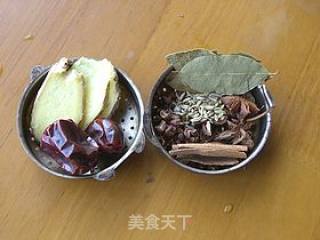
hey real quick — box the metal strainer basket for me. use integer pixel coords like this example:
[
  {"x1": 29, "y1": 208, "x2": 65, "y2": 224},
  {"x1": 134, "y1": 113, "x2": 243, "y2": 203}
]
[
  {"x1": 144, "y1": 66, "x2": 274, "y2": 175},
  {"x1": 17, "y1": 62, "x2": 145, "y2": 181}
]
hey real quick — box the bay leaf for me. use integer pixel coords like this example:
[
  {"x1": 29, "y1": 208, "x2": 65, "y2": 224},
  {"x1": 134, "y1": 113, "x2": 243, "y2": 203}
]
[
  {"x1": 230, "y1": 52, "x2": 261, "y2": 62},
  {"x1": 165, "y1": 48, "x2": 216, "y2": 71},
  {"x1": 165, "y1": 70, "x2": 193, "y2": 91},
  {"x1": 168, "y1": 54, "x2": 270, "y2": 95}
]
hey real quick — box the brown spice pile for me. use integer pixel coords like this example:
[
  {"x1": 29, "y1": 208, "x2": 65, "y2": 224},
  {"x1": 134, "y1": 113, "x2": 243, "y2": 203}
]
[{"x1": 152, "y1": 85, "x2": 262, "y2": 162}]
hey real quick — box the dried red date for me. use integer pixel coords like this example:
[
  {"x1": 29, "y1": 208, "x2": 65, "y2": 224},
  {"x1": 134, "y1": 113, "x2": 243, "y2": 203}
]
[
  {"x1": 40, "y1": 119, "x2": 99, "y2": 175},
  {"x1": 86, "y1": 118, "x2": 124, "y2": 153}
]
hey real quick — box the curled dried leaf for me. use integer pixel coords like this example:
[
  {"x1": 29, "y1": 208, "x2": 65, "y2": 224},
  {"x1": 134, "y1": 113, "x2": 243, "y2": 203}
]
[
  {"x1": 166, "y1": 49, "x2": 216, "y2": 71},
  {"x1": 167, "y1": 53, "x2": 270, "y2": 95}
]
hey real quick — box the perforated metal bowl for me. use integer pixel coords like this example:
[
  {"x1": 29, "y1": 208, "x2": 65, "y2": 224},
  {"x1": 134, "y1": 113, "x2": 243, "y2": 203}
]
[
  {"x1": 144, "y1": 66, "x2": 274, "y2": 175},
  {"x1": 17, "y1": 62, "x2": 145, "y2": 181}
]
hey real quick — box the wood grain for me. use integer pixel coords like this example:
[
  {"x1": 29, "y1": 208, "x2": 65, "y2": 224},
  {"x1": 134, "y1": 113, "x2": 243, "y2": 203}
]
[{"x1": 1, "y1": 0, "x2": 320, "y2": 239}]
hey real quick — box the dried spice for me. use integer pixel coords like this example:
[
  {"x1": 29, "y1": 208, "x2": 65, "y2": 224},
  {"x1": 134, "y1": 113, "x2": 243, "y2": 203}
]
[
  {"x1": 166, "y1": 50, "x2": 271, "y2": 95},
  {"x1": 152, "y1": 85, "x2": 261, "y2": 168},
  {"x1": 153, "y1": 49, "x2": 273, "y2": 169},
  {"x1": 184, "y1": 158, "x2": 239, "y2": 167},
  {"x1": 172, "y1": 92, "x2": 226, "y2": 126},
  {"x1": 86, "y1": 118, "x2": 124, "y2": 153},
  {"x1": 169, "y1": 143, "x2": 248, "y2": 159},
  {"x1": 40, "y1": 119, "x2": 99, "y2": 175},
  {"x1": 40, "y1": 118, "x2": 125, "y2": 175},
  {"x1": 222, "y1": 96, "x2": 259, "y2": 120}
]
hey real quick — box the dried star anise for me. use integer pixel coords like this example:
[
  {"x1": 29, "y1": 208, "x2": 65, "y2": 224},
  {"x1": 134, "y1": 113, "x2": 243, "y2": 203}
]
[
  {"x1": 152, "y1": 84, "x2": 262, "y2": 153},
  {"x1": 222, "y1": 95, "x2": 259, "y2": 120}
]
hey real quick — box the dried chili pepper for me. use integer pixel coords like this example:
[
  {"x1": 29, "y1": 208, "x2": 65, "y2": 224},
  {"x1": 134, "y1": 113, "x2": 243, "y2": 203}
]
[
  {"x1": 86, "y1": 118, "x2": 124, "y2": 154},
  {"x1": 40, "y1": 119, "x2": 99, "y2": 175}
]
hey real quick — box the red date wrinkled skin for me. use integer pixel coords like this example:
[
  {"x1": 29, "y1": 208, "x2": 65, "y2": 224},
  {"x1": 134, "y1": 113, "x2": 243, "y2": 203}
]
[
  {"x1": 40, "y1": 119, "x2": 99, "y2": 175},
  {"x1": 86, "y1": 118, "x2": 124, "y2": 153}
]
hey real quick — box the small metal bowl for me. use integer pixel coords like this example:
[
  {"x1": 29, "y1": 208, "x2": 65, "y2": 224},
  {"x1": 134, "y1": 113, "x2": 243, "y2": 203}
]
[
  {"x1": 144, "y1": 66, "x2": 274, "y2": 174},
  {"x1": 17, "y1": 63, "x2": 145, "y2": 181}
]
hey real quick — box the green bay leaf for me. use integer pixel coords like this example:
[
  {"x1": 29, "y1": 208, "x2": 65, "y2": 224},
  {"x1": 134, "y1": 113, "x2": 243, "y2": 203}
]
[
  {"x1": 230, "y1": 52, "x2": 261, "y2": 62},
  {"x1": 168, "y1": 54, "x2": 270, "y2": 95},
  {"x1": 165, "y1": 48, "x2": 216, "y2": 71},
  {"x1": 166, "y1": 71, "x2": 194, "y2": 92}
]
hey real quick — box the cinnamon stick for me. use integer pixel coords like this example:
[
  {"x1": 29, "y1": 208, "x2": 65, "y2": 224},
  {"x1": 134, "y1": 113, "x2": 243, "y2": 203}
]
[
  {"x1": 182, "y1": 158, "x2": 240, "y2": 166},
  {"x1": 169, "y1": 142, "x2": 248, "y2": 159},
  {"x1": 172, "y1": 142, "x2": 248, "y2": 152}
]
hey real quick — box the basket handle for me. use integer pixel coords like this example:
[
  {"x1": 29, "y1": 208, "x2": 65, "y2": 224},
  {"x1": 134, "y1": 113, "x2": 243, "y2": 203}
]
[
  {"x1": 143, "y1": 110, "x2": 159, "y2": 146},
  {"x1": 93, "y1": 167, "x2": 116, "y2": 181},
  {"x1": 30, "y1": 65, "x2": 50, "y2": 82},
  {"x1": 259, "y1": 85, "x2": 275, "y2": 111}
]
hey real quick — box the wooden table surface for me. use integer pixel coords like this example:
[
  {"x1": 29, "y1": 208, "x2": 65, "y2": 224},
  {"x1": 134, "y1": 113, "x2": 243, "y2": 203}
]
[{"x1": 1, "y1": 0, "x2": 320, "y2": 239}]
